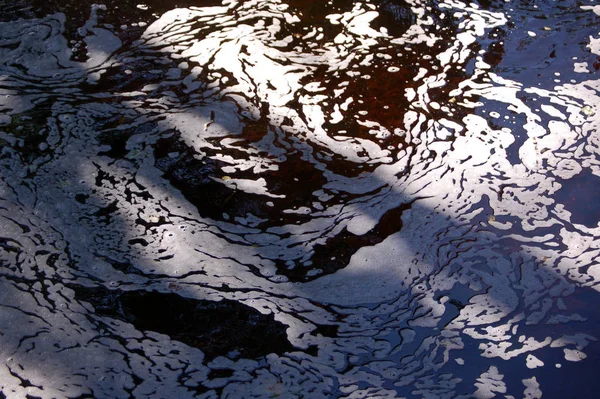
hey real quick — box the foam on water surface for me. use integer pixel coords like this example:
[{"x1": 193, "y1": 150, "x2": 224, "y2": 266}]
[{"x1": 1, "y1": 0, "x2": 600, "y2": 397}]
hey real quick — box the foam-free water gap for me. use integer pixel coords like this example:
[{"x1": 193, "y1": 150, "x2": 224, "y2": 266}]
[
  {"x1": 555, "y1": 168, "x2": 600, "y2": 229},
  {"x1": 73, "y1": 285, "x2": 294, "y2": 360}
]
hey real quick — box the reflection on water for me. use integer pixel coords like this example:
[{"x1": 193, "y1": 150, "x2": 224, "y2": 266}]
[{"x1": 0, "y1": 0, "x2": 599, "y2": 397}]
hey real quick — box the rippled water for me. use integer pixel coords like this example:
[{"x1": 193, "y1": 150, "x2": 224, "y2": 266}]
[{"x1": 1, "y1": 0, "x2": 599, "y2": 397}]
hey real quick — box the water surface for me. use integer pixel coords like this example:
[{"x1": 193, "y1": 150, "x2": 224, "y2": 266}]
[{"x1": 1, "y1": 0, "x2": 599, "y2": 397}]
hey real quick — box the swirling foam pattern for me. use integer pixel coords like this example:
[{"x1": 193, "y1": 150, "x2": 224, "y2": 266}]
[{"x1": 1, "y1": 0, "x2": 599, "y2": 397}]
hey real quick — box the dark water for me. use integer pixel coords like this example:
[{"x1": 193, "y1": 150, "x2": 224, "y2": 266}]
[{"x1": 0, "y1": 0, "x2": 599, "y2": 398}]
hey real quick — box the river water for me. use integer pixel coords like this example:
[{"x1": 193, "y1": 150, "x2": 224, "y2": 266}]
[{"x1": 0, "y1": 0, "x2": 599, "y2": 397}]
